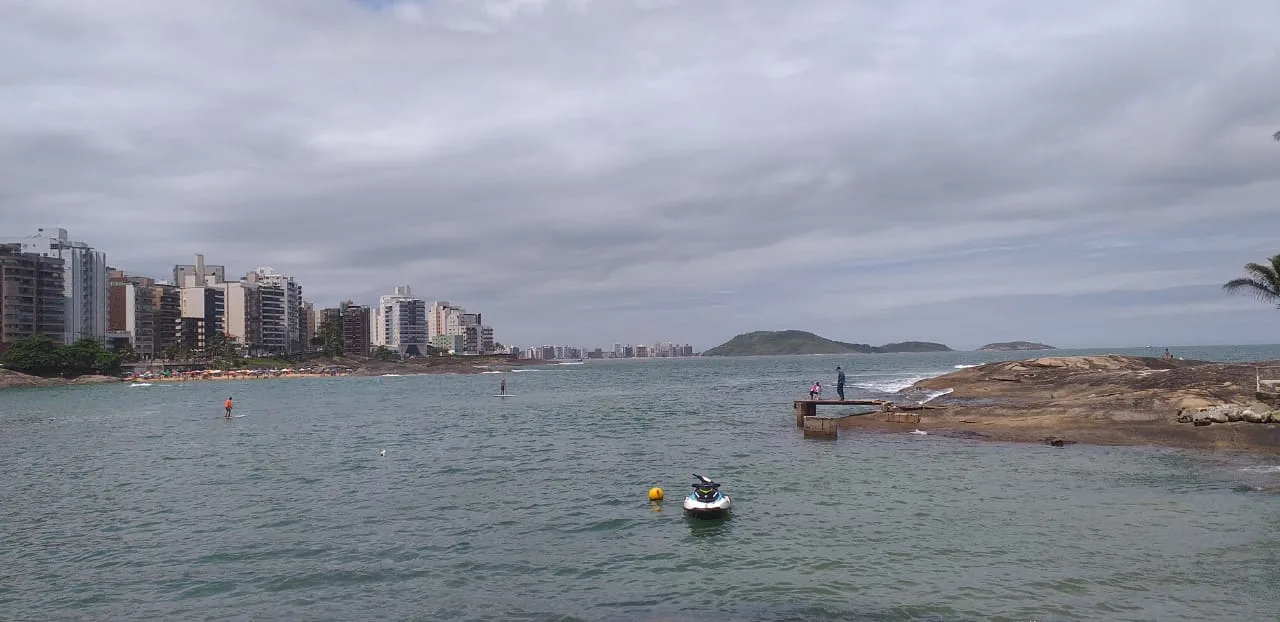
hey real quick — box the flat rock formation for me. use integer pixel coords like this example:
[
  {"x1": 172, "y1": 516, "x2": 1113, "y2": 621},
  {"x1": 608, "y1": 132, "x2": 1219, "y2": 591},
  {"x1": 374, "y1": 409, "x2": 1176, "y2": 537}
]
[
  {"x1": 839, "y1": 355, "x2": 1280, "y2": 454},
  {"x1": 976, "y1": 341, "x2": 1056, "y2": 352}
]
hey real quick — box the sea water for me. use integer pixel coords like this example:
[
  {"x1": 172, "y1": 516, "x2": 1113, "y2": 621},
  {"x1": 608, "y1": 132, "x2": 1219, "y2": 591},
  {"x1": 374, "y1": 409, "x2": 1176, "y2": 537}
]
[{"x1": 2, "y1": 346, "x2": 1278, "y2": 621}]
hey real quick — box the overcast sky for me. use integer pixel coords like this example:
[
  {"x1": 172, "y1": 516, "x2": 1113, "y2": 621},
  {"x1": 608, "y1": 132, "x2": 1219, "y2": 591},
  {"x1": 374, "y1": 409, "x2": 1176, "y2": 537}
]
[{"x1": 2, "y1": 0, "x2": 1279, "y2": 350}]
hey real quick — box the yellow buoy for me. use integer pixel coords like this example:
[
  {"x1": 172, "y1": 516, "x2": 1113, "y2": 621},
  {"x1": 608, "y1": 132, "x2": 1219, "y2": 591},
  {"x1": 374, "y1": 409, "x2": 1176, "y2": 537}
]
[{"x1": 648, "y1": 487, "x2": 664, "y2": 501}]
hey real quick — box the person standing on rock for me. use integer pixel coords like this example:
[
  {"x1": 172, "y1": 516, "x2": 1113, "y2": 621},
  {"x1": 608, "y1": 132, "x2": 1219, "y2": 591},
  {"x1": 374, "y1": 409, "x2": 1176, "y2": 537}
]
[{"x1": 836, "y1": 366, "x2": 846, "y2": 401}]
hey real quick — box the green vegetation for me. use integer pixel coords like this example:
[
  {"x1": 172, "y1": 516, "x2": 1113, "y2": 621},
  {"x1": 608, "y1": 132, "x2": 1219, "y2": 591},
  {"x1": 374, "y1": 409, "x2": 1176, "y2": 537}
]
[
  {"x1": 701, "y1": 330, "x2": 951, "y2": 356},
  {"x1": 977, "y1": 341, "x2": 1057, "y2": 352},
  {"x1": 1223, "y1": 254, "x2": 1280, "y2": 308},
  {"x1": 0, "y1": 336, "x2": 123, "y2": 377},
  {"x1": 315, "y1": 318, "x2": 343, "y2": 357}
]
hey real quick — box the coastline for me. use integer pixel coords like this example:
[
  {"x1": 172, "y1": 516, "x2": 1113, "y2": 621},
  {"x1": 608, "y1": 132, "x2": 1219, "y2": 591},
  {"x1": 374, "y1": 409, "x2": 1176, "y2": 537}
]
[{"x1": 0, "y1": 356, "x2": 558, "y2": 389}]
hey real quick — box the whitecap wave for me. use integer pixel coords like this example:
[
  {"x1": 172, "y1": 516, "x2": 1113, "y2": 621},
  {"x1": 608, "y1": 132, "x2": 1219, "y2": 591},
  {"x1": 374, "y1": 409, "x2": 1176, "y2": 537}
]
[
  {"x1": 954, "y1": 364, "x2": 978, "y2": 369},
  {"x1": 1240, "y1": 465, "x2": 1280, "y2": 474},
  {"x1": 853, "y1": 376, "x2": 930, "y2": 393}
]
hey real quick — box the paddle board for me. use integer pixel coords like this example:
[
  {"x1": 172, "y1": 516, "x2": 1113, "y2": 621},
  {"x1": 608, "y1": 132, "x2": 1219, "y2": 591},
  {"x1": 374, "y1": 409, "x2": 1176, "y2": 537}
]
[
  {"x1": 493, "y1": 394, "x2": 515, "y2": 398},
  {"x1": 222, "y1": 414, "x2": 247, "y2": 418}
]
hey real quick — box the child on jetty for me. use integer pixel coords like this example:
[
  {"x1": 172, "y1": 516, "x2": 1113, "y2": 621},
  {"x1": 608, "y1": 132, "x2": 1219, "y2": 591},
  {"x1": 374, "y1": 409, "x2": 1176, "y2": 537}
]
[{"x1": 809, "y1": 382, "x2": 821, "y2": 399}]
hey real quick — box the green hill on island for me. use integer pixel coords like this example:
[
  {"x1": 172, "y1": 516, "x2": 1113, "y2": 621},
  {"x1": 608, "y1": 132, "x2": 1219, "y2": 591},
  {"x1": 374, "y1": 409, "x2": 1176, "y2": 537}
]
[
  {"x1": 701, "y1": 331, "x2": 952, "y2": 356},
  {"x1": 976, "y1": 341, "x2": 1057, "y2": 352}
]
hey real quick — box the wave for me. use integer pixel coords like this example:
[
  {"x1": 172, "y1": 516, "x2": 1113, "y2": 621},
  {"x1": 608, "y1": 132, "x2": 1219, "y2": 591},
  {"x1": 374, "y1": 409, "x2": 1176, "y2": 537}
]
[
  {"x1": 954, "y1": 364, "x2": 978, "y2": 369},
  {"x1": 852, "y1": 376, "x2": 931, "y2": 393},
  {"x1": 1240, "y1": 465, "x2": 1280, "y2": 474}
]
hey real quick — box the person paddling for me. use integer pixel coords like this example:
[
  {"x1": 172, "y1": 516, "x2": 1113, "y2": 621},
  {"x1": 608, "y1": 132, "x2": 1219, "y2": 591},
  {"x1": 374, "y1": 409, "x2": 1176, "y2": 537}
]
[
  {"x1": 224, "y1": 396, "x2": 233, "y2": 418},
  {"x1": 500, "y1": 378, "x2": 507, "y2": 396}
]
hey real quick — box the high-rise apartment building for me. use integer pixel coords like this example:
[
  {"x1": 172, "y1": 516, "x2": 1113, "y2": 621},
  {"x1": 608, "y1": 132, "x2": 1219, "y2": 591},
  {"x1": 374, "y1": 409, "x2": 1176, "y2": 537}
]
[
  {"x1": 222, "y1": 281, "x2": 263, "y2": 355},
  {"x1": 336, "y1": 300, "x2": 370, "y2": 357},
  {"x1": 8, "y1": 228, "x2": 107, "y2": 344},
  {"x1": 463, "y1": 324, "x2": 494, "y2": 355},
  {"x1": 173, "y1": 254, "x2": 225, "y2": 352},
  {"x1": 177, "y1": 286, "x2": 225, "y2": 351},
  {"x1": 107, "y1": 271, "x2": 158, "y2": 359},
  {"x1": 152, "y1": 284, "x2": 181, "y2": 356},
  {"x1": 300, "y1": 301, "x2": 316, "y2": 351},
  {"x1": 429, "y1": 301, "x2": 466, "y2": 338},
  {"x1": 376, "y1": 286, "x2": 428, "y2": 357},
  {"x1": 244, "y1": 267, "x2": 303, "y2": 353},
  {"x1": 0, "y1": 243, "x2": 65, "y2": 350}
]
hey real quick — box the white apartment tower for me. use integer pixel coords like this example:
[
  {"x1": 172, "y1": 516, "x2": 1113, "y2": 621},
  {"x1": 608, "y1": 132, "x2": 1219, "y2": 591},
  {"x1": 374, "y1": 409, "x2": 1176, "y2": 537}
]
[
  {"x1": 376, "y1": 285, "x2": 428, "y2": 357},
  {"x1": 13, "y1": 227, "x2": 108, "y2": 344}
]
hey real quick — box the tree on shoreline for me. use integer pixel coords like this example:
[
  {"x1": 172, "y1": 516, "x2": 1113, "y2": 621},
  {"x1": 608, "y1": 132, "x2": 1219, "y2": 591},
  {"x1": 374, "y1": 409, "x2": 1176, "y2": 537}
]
[
  {"x1": 0, "y1": 336, "x2": 122, "y2": 377},
  {"x1": 1223, "y1": 254, "x2": 1280, "y2": 308}
]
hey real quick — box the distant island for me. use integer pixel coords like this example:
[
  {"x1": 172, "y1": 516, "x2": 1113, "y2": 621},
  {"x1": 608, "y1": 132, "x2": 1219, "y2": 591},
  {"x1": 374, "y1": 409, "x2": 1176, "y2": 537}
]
[
  {"x1": 976, "y1": 341, "x2": 1057, "y2": 352},
  {"x1": 701, "y1": 330, "x2": 952, "y2": 357}
]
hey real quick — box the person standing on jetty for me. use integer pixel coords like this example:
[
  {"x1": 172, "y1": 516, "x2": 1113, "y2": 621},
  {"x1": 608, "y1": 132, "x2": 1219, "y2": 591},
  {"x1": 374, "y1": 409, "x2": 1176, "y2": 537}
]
[
  {"x1": 224, "y1": 396, "x2": 233, "y2": 418},
  {"x1": 836, "y1": 366, "x2": 846, "y2": 401}
]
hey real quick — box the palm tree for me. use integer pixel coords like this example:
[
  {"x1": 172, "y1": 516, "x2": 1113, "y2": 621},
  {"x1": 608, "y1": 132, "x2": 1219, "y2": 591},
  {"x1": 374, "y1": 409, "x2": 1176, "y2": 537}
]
[
  {"x1": 1223, "y1": 254, "x2": 1280, "y2": 308},
  {"x1": 1274, "y1": 130, "x2": 1279, "y2": 142}
]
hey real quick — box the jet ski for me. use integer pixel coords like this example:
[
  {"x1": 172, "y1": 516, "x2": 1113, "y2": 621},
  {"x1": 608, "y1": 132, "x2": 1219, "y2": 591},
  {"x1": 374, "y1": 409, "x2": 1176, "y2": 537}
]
[{"x1": 683, "y1": 473, "x2": 732, "y2": 519}]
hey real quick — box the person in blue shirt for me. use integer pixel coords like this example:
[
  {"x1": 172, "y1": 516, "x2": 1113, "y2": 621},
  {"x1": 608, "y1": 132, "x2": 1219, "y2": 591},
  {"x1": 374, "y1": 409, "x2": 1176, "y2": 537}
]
[{"x1": 836, "y1": 366, "x2": 846, "y2": 400}]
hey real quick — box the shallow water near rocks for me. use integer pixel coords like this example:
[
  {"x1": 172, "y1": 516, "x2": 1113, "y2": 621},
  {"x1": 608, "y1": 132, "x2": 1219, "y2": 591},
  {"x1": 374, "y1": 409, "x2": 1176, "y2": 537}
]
[{"x1": 2, "y1": 347, "x2": 1279, "y2": 621}]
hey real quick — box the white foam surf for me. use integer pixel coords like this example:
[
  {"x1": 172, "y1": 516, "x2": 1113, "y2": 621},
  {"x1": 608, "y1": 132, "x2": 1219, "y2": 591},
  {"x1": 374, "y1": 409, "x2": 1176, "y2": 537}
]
[
  {"x1": 916, "y1": 388, "x2": 954, "y2": 404},
  {"x1": 852, "y1": 376, "x2": 931, "y2": 393},
  {"x1": 1240, "y1": 465, "x2": 1280, "y2": 474},
  {"x1": 954, "y1": 364, "x2": 978, "y2": 369}
]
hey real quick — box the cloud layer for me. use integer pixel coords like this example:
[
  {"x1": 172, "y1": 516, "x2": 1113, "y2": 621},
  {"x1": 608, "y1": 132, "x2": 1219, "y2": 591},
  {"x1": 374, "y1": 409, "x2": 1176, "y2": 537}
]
[{"x1": 3, "y1": 0, "x2": 1279, "y2": 349}]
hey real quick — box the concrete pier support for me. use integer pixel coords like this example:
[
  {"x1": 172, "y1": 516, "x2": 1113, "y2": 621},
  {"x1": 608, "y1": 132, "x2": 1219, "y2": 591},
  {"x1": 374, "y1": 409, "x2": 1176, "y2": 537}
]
[{"x1": 803, "y1": 416, "x2": 838, "y2": 439}]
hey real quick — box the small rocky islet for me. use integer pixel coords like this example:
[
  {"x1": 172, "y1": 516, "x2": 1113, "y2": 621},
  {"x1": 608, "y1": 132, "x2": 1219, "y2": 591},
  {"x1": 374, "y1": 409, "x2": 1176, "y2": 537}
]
[{"x1": 975, "y1": 341, "x2": 1056, "y2": 351}]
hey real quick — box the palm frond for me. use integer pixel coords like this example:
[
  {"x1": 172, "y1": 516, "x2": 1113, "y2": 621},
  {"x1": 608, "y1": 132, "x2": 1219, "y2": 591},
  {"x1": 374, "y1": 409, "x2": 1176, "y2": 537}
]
[
  {"x1": 1242, "y1": 260, "x2": 1280, "y2": 290},
  {"x1": 1274, "y1": 130, "x2": 1280, "y2": 142},
  {"x1": 1223, "y1": 277, "x2": 1280, "y2": 302}
]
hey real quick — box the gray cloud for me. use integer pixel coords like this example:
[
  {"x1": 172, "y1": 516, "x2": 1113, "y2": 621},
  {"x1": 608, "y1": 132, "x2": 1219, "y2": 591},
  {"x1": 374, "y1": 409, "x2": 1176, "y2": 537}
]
[{"x1": 2, "y1": 0, "x2": 1279, "y2": 349}]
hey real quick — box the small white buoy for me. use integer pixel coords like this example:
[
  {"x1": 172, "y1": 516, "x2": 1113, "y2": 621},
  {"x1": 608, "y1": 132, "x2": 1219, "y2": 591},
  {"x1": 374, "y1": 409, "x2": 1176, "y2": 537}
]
[
  {"x1": 909, "y1": 429, "x2": 928, "y2": 436},
  {"x1": 380, "y1": 448, "x2": 386, "y2": 457}
]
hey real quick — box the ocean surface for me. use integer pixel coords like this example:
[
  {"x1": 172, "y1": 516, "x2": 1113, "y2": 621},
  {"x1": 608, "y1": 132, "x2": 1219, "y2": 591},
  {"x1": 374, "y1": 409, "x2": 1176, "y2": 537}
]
[{"x1": 2, "y1": 345, "x2": 1279, "y2": 621}]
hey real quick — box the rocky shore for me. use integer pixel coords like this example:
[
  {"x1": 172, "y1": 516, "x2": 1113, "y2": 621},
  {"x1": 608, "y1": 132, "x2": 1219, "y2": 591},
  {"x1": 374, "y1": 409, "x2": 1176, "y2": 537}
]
[
  {"x1": 0, "y1": 369, "x2": 119, "y2": 389},
  {"x1": 839, "y1": 355, "x2": 1280, "y2": 454}
]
